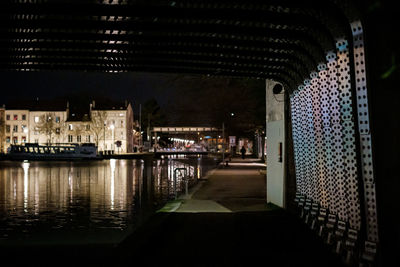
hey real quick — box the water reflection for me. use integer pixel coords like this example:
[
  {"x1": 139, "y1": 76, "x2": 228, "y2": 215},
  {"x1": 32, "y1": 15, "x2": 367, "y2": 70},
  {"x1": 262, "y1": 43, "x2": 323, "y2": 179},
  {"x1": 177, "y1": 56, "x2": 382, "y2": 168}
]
[{"x1": 0, "y1": 157, "x2": 215, "y2": 245}]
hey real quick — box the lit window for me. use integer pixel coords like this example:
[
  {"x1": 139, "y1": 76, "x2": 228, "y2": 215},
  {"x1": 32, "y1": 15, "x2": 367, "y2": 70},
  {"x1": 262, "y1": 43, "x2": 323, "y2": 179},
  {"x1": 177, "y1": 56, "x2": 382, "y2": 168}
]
[
  {"x1": 56, "y1": 117, "x2": 60, "y2": 123},
  {"x1": 13, "y1": 115, "x2": 18, "y2": 120},
  {"x1": 22, "y1": 114, "x2": 26, "y2": 120},
  {"x1": 22, "y1": 136, "x2": 26, "y2": 143},
  {"x1": 56, "y1": 128, "x2": 60, "y2": 134},
  {"x1": 34, "y1": 116, "x2": 39, "y2": 123},
  {"x1": 6, "y1": 115, "x2": 10, "y2": 120},
  {"x1": 68, "y1": 124, "x2": 73, "y2": 130},
  {"x1": 6, "y1": 137, "x2": 10, "y2": 143}
]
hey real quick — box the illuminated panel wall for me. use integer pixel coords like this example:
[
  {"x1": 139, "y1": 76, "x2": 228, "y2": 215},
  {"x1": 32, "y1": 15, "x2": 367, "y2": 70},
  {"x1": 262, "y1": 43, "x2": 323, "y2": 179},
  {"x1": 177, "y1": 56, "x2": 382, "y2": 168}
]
[{"x1": 290, "y1": 21, "x2": 378, "y2": 247}]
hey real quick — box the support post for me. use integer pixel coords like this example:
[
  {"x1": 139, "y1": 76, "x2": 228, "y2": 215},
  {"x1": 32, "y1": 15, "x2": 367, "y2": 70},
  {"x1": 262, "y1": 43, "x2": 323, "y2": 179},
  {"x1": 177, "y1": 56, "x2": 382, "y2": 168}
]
[{"x1": 222, "y1": 122, "x2": 225, "y2": 166}]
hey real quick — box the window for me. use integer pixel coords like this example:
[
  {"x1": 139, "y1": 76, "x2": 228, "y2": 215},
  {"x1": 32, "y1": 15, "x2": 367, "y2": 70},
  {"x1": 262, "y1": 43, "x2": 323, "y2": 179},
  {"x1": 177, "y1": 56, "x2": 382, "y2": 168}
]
[
  {"x1": 120, "y1": 120, "x2": 124, "y2": 127},
  {"x1": 12, "y1": 137, "x2": 18, "y2": 144},
  {"x1": 34, "y1": 127, "x2": 39, "y2": 135},
  {"x1": 13, "y1": 125, "x2": 18, "y2": 132},
  {"x1": 77, "y1": 135, "x2": 81, "y2": 142},
  {"x1": 86, "y1": 135, "x2": 91, "y2": 142},
  {"x1": 55, "y1": 116, "x2": 60, "y2": 123},
  {"x1": 68, "y1": 135, "x2": 73, "y2": 142},
  {"x1": 5, "y1": 125, "x2": 10, "y2": 133},
  {"x1": 22, "y1": 125, "x2": 27, "y2": 133},
  {"x1": 86, "y1": 124, "x2": 90, "y2": 131},
  {"x1": 56, "y1": 128, "x2": 60, "y2": 134},
  {"x1": 6, "y1": 115, "x2": 10, "y2": 120},
  {"x1": 34, "y1": 139, "x2": 38, "y2": 144},
  {"x1": 68, "y1": 124, "x2": 73, "y2": 131},
  {"x1": 22, "y1": 136, "x2": 26, "y2": 143},
  {"x1": 13, "y1": 115, "x2": 18, "y2": 120},
  {"x1": 22, "y1": 114, "x2": 26, "y2": 120},
  {"x1": 34, "y1": 116, "x2": 39, "y2": 123},
  {"x1": 6, "y1": 137, "x2": 10, "y2": 143}
]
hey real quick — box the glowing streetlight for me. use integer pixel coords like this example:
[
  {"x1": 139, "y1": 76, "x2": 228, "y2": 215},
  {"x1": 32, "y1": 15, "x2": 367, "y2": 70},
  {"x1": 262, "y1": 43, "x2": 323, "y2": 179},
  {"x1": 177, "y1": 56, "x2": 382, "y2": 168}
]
[
  {"x1": 110, "y1": 124, "x2": 115, "y2": 151},
  {"x1": 23, "y1": 127, "x2": 28, "y2": 144}
]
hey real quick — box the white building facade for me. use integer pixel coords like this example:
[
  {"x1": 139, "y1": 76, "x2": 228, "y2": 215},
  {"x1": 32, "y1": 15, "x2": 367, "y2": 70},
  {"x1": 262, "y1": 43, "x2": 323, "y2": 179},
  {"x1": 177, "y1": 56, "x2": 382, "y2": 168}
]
[
  {"x1": 91, "y1": 101, "x2": 134, "y2": 153},
  {"x1": 29, "y1": 110, "x2": 67, "y2": 145},
  {"x1": 2, "y1": 101, "x2": 134, "y2": 153},
  {"x1": 4, "y1": 109, "x2": 30, "y2": 147}
]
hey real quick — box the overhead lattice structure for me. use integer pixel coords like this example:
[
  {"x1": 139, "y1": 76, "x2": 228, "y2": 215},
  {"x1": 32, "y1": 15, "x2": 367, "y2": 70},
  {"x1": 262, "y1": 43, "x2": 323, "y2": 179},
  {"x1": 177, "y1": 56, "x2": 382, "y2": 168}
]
[
  {"x1": 1, "y1": 0, "x2": 359, "y2": 87},
  {"x1": 0, "y1": 0, "x2": 380, "y2": 266}
]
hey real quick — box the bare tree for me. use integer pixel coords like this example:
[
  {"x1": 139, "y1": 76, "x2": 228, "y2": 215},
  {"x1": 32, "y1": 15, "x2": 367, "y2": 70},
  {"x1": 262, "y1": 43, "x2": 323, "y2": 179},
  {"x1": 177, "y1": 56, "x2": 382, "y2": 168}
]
[
  {"x1": 72, "y1": 124, "x2": 85, "y2": 143},
  {"x1": 36, "y1": 112, "x2": 58, "y2": 145},
  {"x1": 89, "y1": 110, "x2": 107, "y2": 147}
]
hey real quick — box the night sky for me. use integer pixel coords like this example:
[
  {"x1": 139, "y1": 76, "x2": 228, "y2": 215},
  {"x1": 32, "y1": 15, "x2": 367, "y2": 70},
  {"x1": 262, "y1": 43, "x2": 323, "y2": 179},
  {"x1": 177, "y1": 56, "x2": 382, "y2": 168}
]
[
  {"x1": 0, "y1": 71, "x2": 266, "y2": 128},
  {"x1": 0, "y1": 70, "x2": 182, "y2": 114}
]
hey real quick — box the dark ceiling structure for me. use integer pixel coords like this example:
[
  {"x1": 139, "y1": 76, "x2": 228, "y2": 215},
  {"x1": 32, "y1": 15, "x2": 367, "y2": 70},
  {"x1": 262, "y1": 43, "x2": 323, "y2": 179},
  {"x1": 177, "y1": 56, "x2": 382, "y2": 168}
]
[{"x1": 0, "y1": 0, "x2": 364, "y2": 89}]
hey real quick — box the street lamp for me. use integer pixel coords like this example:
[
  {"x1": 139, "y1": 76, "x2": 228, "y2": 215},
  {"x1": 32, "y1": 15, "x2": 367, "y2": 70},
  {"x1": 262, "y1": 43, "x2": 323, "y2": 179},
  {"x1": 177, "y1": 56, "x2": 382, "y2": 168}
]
[
  {"x1": 103, "y1": 122, "x2": 106, "y2": 152},
  {"x1": 23, "y1": 127, "x2": 28, "y2": 144},
  {"x1": 110, "y1": 124, "x2": 115, "y2": 152}
]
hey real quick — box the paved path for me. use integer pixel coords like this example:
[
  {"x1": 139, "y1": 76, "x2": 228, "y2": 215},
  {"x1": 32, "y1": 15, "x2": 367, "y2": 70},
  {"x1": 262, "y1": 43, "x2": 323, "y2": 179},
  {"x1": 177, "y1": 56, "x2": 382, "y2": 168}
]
[
  {"x1": 176, "y1": 166, "x2": 268, "y2": 213},
  {"x1": 115, "y1": 160, "x2": 345, "y2": 267}
]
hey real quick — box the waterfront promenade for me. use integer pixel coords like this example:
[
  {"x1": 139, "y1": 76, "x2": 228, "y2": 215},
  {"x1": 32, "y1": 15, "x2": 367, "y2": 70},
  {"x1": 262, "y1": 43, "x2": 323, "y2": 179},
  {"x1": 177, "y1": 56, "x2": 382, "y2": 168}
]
[
  {"x1": 1, "y1": 157, "x2": 345, "y2": 267},
  {"x1": 115, "y1": 158, "x2": 345, "y2": 267}
]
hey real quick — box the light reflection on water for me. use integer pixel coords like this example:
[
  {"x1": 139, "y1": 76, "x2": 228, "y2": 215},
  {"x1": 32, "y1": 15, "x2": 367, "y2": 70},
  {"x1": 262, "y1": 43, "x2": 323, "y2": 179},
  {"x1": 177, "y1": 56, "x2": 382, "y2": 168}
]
[{"x1": 0, "y1": 157, "x2": 215, "y2": 245}]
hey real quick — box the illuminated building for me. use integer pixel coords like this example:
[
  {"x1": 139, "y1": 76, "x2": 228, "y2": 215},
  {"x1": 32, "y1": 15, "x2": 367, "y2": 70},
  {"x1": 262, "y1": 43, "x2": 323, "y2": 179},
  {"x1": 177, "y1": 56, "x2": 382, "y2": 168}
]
[{"x1": 2, "y1": 100, "x2": 134, "y2": 153}]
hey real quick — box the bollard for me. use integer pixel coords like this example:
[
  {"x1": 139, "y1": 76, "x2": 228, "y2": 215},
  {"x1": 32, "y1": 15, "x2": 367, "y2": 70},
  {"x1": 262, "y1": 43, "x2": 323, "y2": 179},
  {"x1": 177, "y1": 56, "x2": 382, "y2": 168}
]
[
  {"x1": 185, "y1": 178, "x2": 189, "y2": 197},
  {"x1": 174, "y1": 174, "x2": 177, "y2": 200}
]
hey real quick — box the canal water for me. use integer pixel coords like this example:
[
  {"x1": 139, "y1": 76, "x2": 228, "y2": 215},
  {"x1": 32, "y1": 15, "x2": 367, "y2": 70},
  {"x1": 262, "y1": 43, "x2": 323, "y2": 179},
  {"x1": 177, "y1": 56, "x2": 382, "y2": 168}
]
[{"x1": 0, "y1": 156, "x2": 217, "y2": 246}]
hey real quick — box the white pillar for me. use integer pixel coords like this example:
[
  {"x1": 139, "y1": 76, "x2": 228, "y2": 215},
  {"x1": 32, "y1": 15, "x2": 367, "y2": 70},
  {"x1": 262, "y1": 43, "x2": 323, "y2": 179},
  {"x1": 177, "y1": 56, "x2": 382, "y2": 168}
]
[{"x1": 266, "y1": 79, "x2": 286, "y2": 208}]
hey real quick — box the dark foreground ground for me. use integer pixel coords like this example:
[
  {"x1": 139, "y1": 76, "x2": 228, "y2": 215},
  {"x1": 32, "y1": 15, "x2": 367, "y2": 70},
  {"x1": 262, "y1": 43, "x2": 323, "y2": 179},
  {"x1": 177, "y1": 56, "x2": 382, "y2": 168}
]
[{"x1": 0, "y1": 160, "x2": 345, "y2": 267}]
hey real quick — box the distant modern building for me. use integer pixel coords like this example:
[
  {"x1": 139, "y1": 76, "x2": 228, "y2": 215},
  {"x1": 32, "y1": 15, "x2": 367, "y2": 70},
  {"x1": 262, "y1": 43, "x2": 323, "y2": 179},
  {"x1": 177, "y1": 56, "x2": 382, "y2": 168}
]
[{"x1": 2, "y1": 99, "x2": 135, "y2": 153}]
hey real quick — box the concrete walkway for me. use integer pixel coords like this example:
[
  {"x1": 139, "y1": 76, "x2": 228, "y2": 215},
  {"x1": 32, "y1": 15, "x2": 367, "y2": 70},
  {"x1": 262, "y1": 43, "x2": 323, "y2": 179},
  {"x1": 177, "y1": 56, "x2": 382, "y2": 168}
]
[
  {"x1": 113, "y1": 159, "x2": 345, "y2": 267},
  {"x1": 175, "y1": 164, "x2": 268, "y2": 213}
]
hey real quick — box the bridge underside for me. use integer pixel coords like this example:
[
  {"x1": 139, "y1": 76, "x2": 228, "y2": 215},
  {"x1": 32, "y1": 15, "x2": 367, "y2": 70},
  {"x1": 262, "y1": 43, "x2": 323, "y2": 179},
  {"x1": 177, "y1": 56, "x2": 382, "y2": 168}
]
[{"x1": 0, "y1": 1, "x2": 396, "y2": 266}]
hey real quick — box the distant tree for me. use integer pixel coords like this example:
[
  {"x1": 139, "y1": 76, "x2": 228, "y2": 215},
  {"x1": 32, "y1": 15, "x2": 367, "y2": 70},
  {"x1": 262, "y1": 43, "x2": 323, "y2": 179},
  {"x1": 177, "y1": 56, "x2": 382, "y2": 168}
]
[
  {"x1": 164, "y1": 76, "x2": 265, "y2": 136},
  {"x1": 72, "y1": 124, "x2": 85, "y2": 143},
  {"x1": 89, "y1": 110, "x2": 108, "y2": 147},
  {"x1": 142, "y1": 98, "x2": 166, "y2": 141},
  {"x1": 36, "y1": 112, "x2": 58, "y2": 145}
]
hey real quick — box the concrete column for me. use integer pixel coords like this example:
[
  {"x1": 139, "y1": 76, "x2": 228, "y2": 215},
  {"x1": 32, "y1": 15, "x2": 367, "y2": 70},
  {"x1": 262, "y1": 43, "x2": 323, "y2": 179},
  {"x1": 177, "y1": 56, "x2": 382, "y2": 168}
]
[{"x1": 266, "y1": 79, "x2": 285, "y2": 208}]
